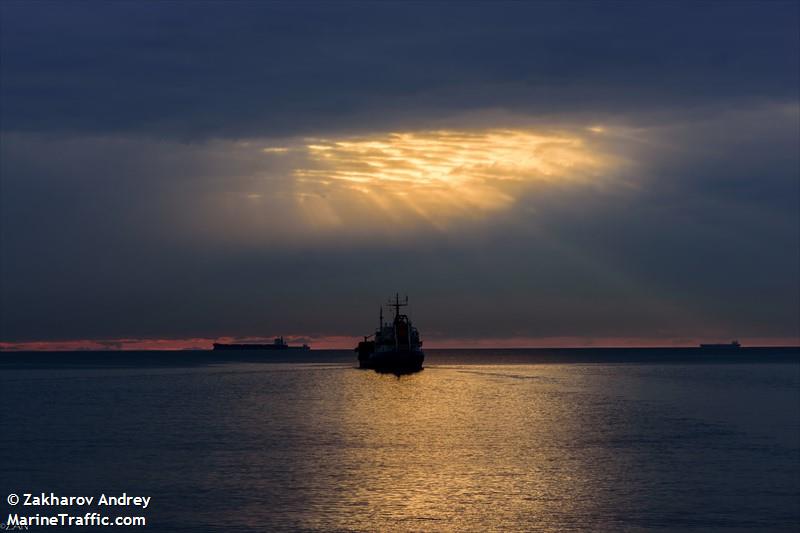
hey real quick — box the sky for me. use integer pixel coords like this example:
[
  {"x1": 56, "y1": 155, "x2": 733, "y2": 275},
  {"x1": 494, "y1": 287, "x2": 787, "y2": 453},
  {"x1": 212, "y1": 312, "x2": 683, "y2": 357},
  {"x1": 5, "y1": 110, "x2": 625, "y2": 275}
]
[{"x1": 1, "y1": 1, "x2": 798, "y2": 349}]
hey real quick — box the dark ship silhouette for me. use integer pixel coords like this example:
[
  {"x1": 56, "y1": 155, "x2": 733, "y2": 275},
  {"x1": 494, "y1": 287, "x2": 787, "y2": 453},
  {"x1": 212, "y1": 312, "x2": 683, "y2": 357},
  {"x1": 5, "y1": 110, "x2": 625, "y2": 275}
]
[
  {"x1": 213, "y1": 336, "x2": 310, "y2": 351},
  {"x1": 699, "y1": 340, "x2": 741, "y2": 350},
  {"x1": 356, "y1": 294, "x2": 424, "y2": 373}
]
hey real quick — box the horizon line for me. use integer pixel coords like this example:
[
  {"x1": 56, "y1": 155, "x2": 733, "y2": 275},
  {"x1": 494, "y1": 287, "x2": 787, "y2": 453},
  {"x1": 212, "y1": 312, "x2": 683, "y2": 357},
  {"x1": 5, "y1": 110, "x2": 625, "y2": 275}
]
[{"x1": 1, "y1": 335, "x2": 798, "y2": 352}]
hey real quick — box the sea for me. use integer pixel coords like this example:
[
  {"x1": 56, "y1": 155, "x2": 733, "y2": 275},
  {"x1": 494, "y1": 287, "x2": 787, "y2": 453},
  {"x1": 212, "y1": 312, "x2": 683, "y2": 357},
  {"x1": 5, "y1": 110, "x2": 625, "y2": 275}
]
[{"x1": 1, "y1": 348, "x2": 798, "y2": 532}]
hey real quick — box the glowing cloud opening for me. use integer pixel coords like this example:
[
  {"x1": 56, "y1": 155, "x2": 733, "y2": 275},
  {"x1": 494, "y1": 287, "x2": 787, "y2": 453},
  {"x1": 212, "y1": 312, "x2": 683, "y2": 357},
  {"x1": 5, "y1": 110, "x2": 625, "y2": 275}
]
[{"x1": 290, "y1": 128, "x2": 620, "y2": 229}]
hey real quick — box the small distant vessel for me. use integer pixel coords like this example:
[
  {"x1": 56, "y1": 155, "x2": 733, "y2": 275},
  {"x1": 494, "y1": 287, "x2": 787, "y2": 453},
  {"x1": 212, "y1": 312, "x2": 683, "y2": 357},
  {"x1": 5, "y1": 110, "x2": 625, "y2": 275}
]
[
  {"x1": 699, "y1": 340, "x2": 741, "y2": 350},
  {"x1": 356, "y1": 294, "x2": 424, "y2": 372},
  {"x1": 213, "y1": 336, "x2": 310, "y2": 351}
]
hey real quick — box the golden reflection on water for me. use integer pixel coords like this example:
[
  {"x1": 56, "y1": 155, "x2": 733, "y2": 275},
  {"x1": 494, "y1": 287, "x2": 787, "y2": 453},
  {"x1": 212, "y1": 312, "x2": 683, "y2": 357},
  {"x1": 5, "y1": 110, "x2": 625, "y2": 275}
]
[
  {"x1": 291, "y1": 129, "x2": 616, "y2": 229},
  {"x1": 213, "y1": 364, "x2": 612, "y2": 531},
  {"x1": 319, "y1": 366, "x2": 598, "y2": 531}
]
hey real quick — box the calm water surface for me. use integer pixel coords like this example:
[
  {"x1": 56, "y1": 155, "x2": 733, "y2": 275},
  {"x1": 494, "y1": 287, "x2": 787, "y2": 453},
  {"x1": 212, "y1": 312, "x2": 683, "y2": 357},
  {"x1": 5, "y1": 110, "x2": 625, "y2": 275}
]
[{"x1": 1, "y1": 349, "x2": 798, "y2": 531}]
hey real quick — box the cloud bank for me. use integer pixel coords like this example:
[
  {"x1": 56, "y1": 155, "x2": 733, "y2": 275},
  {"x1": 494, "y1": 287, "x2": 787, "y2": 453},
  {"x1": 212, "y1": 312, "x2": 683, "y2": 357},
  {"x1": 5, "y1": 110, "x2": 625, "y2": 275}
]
[{"x1": 1, "y1": 2, "x2": 797, "y2": 346}]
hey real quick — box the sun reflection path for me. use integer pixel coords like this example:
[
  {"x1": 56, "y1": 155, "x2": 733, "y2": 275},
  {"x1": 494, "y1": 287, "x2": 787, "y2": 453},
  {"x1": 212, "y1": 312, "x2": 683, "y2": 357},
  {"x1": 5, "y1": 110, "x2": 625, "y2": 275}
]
[{"x1": 290, "y1": 128, "x2": 616, "y2": 228}]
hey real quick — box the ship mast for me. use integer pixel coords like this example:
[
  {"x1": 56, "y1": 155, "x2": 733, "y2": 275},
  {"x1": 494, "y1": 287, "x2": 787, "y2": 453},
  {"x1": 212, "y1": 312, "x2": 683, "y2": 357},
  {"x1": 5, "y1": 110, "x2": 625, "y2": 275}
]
[{"x1": 389, "y1": 293, "x2": 408, "y2": 319}]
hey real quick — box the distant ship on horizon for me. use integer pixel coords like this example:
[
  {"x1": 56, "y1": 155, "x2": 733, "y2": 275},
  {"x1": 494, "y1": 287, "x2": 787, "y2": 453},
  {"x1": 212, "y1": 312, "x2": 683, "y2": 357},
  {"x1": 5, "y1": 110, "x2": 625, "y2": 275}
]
[
  {"x1": 356, "y1": 294, "x2": 424, "y2": 373},
  {"x1": 699, "y1": 340, "x2": 741, "y2": 350},
  {"x1": 213, "y1": 336, "x2": 310, "y2": 351}
]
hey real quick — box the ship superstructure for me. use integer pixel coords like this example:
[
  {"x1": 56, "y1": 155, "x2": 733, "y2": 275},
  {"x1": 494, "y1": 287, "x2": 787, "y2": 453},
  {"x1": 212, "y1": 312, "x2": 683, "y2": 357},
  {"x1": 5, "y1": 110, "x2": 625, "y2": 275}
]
[{"x1": 356, "y1": 294, "x2": 424, "y2": 372}]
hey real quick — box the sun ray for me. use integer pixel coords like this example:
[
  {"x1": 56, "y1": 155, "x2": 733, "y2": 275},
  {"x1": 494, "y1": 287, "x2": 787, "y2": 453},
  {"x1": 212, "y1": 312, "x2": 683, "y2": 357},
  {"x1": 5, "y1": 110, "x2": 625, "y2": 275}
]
[{"x1": 287, "y1": 128, "x2": 619, "y2": 229}]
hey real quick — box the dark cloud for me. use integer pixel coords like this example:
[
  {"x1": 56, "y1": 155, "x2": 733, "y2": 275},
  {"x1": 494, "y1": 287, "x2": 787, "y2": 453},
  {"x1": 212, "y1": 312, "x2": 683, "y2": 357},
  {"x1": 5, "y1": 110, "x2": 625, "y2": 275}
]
[
  {"x1": 0, "y1": 2, "x2": 797, "y2": 345},
  {"x1": 1, "y1": 2, "x2": 797, "y2": 139}
]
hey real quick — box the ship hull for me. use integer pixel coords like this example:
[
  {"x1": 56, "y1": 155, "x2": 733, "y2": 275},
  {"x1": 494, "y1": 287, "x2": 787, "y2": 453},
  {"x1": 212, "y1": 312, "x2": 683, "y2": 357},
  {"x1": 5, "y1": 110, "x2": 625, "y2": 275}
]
[
  {"x1": 359, "y1": 350, "x2": 424, "y2": 372},
  {"x1": 213, "y1": 343, "x2": 309, "y2": 351},
  {"x1": 699, "y1": 342, "x2": 741, "y2": 351},
  {"x1": 699, "y1": 345, "x2": 740, "y2": 349}
]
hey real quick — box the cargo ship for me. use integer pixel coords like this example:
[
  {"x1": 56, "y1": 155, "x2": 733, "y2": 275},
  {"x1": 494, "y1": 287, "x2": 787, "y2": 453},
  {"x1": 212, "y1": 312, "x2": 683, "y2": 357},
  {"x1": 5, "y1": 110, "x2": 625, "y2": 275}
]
[
  {"x1": 356, "y1": 294, "x2": 424, "y2": 372},
  {"x1": 213, "y1": 336, "x2": 310, "y2": 351},
  {"x1": 699, "y1": 340, "x2": 741, "y2": 350}
]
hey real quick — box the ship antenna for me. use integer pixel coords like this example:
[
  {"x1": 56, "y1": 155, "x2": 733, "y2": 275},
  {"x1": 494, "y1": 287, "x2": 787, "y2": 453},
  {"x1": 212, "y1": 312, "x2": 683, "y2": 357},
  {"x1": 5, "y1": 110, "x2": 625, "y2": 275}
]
[
  {"x1": 390, "y1": 292, "x2": 408, "y2": 319},
  {"x1": 379, "y1": 306, "x2": 383, "y2": 328}
]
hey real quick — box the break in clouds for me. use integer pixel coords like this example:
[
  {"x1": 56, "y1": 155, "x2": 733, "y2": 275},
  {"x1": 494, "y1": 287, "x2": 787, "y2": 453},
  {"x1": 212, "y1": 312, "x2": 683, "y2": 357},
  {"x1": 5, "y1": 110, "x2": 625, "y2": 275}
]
[{"x1": 1, "y1": 2, "x2": 798, "y2": 346}]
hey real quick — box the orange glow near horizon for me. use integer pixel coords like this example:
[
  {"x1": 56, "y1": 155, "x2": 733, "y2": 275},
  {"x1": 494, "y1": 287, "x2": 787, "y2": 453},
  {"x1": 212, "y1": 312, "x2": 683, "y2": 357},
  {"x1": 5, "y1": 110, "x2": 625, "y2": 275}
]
[{"x1": 1, "y1": 336, "x2": 797, "y2": 352}]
